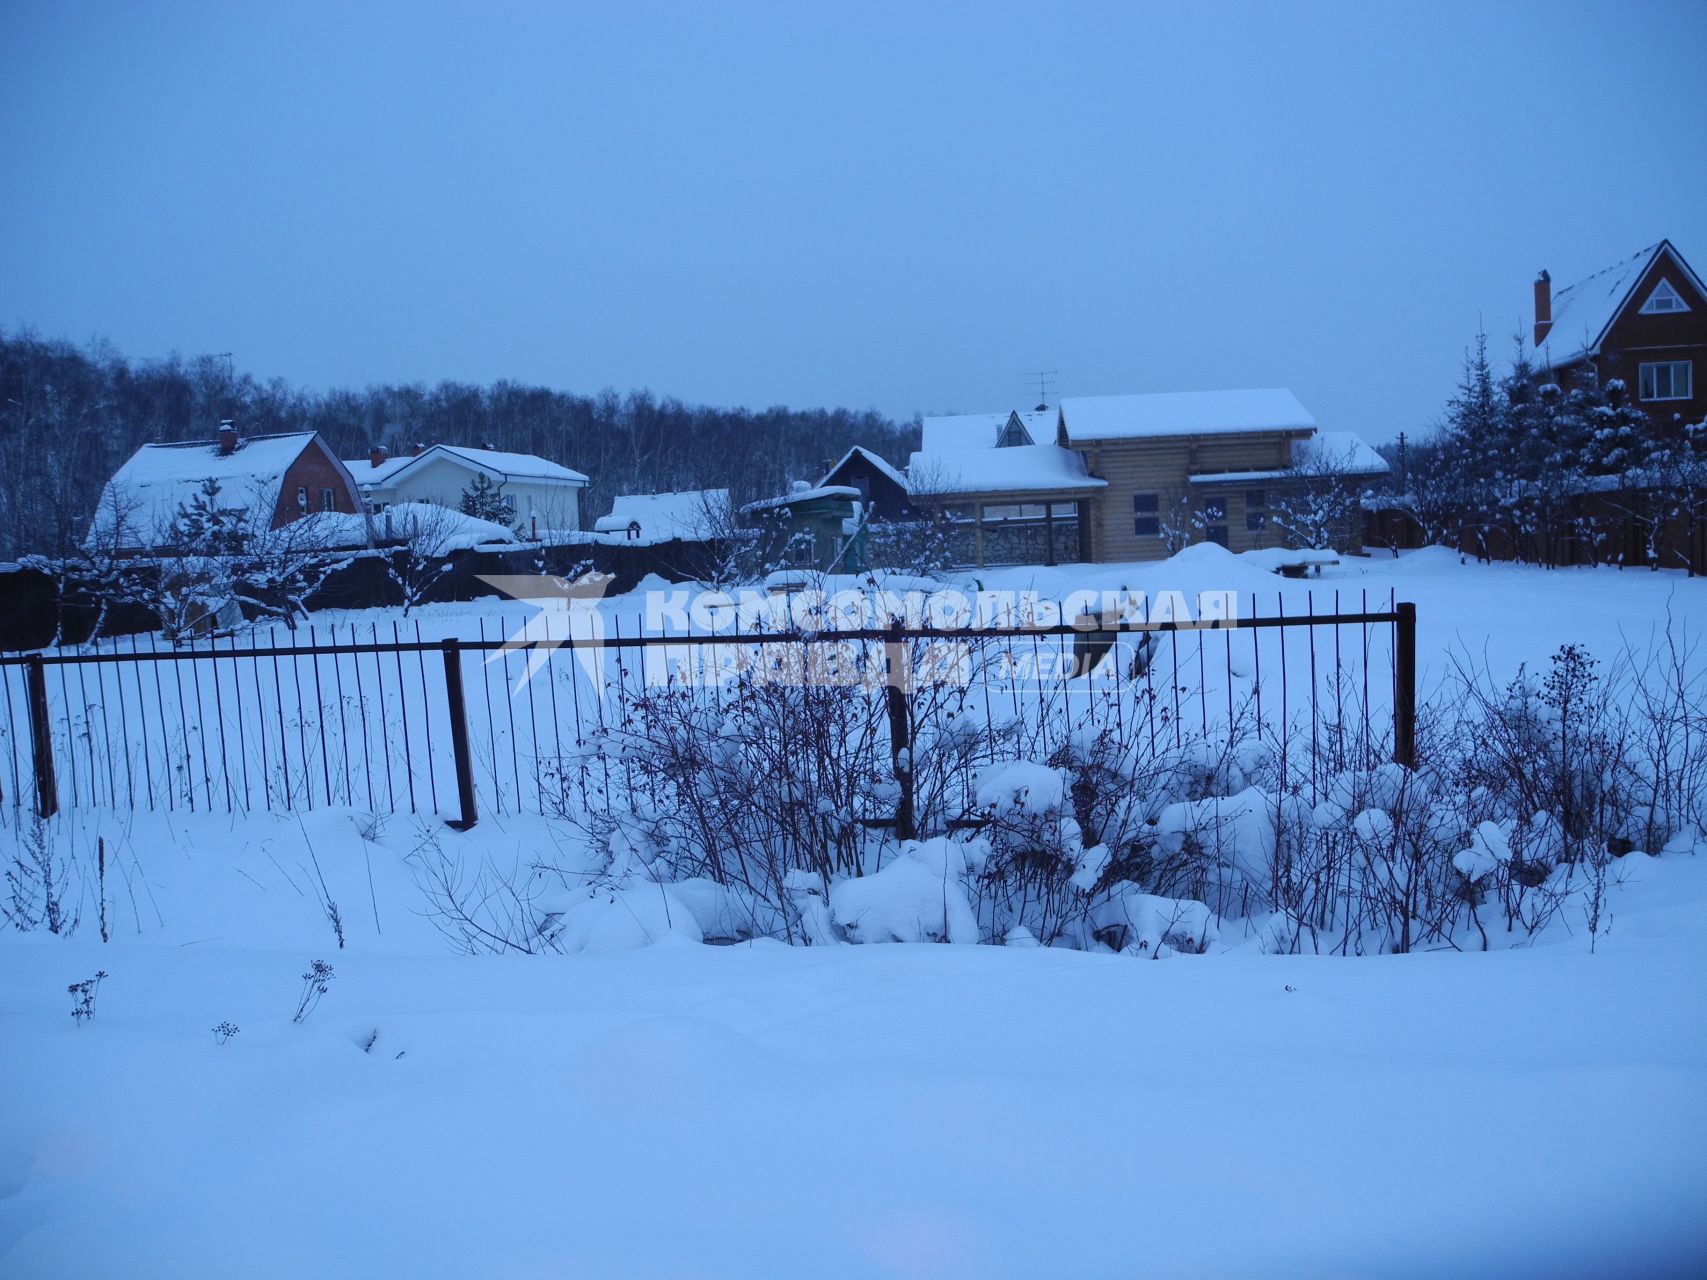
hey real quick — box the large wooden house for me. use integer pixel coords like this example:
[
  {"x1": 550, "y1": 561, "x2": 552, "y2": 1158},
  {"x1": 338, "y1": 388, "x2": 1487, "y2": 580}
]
[
  {"x1": 891, "y1": 391, "x2": 1386, "y2": 566},
  {"x1": 1531, "y1": 239, "x2": 1705, "y2": 429}
]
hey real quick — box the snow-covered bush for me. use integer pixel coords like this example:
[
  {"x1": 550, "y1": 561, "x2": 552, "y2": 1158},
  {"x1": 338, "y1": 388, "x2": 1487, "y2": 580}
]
[
  {"x1": 552, "y1": 654, "x2": 892, "y2": 942},
  {"x1": 964, "y1": 761, "x2": 1102, "y2": 946},
  {"x1": 1087, "y1": 888, "x2": 1219, "y2": 957},
  {"x1": 548, "y1": 883, "x2": 703, "y2": 954},
  {"x1": 409, "y1": 821, "x2": 559, "y2": 955},
  {"x1": 513, "y1": 609, "x2": 1703, "y2": 958},
  {"x1": 830, "y1": 837, "x2": 980, "y2": 944}
]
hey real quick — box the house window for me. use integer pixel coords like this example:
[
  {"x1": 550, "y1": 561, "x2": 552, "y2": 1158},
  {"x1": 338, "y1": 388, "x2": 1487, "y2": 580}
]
[
  {"x1": 983, "y1": 503, "x2": 1051, "y2": 521},
  {"x1": 1639, "y1": 361, "x2": 1693, "y2": 401},
  {"x1": 1245, "y1": 489, "x2": 1267, "y2": 532},
  {"x1": 1639, "y1": 279, "x2": 1690, "y2": 315},
  {"x1": 1200, "y1": 498, "x2": 1228, "y2": 547},
  {"x1": 296, "y1": 486, "x2": 308, "y2": 512},
  {"x1": 319, "y1": 488, "x2": 336, "y2": 513},
  {"x1": 1133, "y1": 493, "x2": 1160, "y2": 537}
]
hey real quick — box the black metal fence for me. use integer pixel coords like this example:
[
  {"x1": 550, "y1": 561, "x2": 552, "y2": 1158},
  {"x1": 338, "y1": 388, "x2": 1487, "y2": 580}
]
[{"x1": 0, "y1": 593, "x2": 1415, "y2": 830}]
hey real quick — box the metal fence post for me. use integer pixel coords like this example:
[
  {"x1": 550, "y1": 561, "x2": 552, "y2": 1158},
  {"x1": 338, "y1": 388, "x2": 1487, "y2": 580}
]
[
  {"x1": 1393, "y1": 601, "x2": 1417, "y2": 769},
  {"x1": 24, "y1": 655, "x2": 58, "y2": 818},
  {"x1": 440, "y1": 639, "x2": 478, "y2": 830},
  {"x1": 884, "y1": 622, "x2": 915, "y2": 841}
]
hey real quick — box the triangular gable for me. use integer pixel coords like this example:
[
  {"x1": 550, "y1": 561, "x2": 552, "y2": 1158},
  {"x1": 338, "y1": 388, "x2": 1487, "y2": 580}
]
[
  {"x1": 995, "y1": 412, "x2": 1035, "y2": 448},
  {"x1": 1639, "y1": 277, "x2": 1691, "y2": 315},
  {"x1": 819, "y1": 445, "x2": 910, "y2": 492},
  {"x1": 1539, "y1": 240, "x2": 1706, "y2": 368}
]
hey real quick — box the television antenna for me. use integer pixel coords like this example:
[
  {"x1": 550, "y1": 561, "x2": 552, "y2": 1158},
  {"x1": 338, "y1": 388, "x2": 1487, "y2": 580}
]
[{"x1": 1022, "y1": 369, "x2": 1059, "y2": 408}]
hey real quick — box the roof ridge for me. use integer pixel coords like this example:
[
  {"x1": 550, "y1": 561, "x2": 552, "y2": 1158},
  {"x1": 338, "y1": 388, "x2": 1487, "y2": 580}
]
[
  {"x1": 1554, "y1": 242, "x2": 1663, "y2": 296},
  {"x1": 145, "y1": 430, "x2": 313, "y2": 449}
]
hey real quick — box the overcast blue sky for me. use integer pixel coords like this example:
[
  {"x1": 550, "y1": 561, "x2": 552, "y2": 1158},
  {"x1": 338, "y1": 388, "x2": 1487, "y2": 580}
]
[{"x1": 3, "y1": 0, "x2": 1703, "y2": 443}]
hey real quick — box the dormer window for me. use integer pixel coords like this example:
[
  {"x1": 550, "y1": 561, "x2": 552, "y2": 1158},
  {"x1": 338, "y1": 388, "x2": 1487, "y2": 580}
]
[
  {"x1": 1639, "y1": 278, "x2": 1691, "y2": 315},
  {"x1": 996, "y1": 416, "x2": 1034, "y2": 448}
]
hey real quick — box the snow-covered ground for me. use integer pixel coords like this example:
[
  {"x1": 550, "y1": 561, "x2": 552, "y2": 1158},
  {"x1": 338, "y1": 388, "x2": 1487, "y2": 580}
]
[
  {"x1": 5, "y1": 548, "x2": 1707, "y2": 1276},
  {"x1": 2, "y1": 810, "x2": 1704, "y2": 1278}
]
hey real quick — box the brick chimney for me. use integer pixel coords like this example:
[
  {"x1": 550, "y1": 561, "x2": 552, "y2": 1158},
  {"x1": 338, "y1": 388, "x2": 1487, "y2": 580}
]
[
  {"x1": 1533, "y1": 270, "x2": 1552, "y2": 348},
  {"x1": 217, "y1": 419, "x2": 237, "y2": 456},
  {"x1": 412, "y1": 441, "x2": 427, "y2": 457},
  {"x1": 370, "y1": 444, "x2": 389, "y2": 468}
]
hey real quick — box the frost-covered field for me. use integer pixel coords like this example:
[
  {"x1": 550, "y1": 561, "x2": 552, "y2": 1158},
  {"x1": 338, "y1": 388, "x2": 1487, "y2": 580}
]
[{"x1": 4, "y1": 549, "x2": 1707, "y2": 1277}]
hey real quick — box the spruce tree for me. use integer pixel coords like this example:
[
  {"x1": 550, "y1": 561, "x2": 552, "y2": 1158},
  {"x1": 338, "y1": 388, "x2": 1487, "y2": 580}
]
[
  {"x1": 1579, "y1": 375, "x2": 1646, "y2": 476},
  {"x1": 170, "y1": 478, "x2": 247, "y2": 553},
  {"x1": 1443, "y1": 332, "x2": 1506, "y2": 480},
  {"x1": 459, "y1": 473, "x2": 514, "y2": 525}
]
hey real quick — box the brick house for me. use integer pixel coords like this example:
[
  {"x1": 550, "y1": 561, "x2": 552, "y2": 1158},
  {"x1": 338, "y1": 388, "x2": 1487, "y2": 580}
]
[
  {"x1": 1531, "y1": 239, "x2": 1706, "y2": 429},
  {"x1": 90, "y1": 423, "x2": 362, "y2": 552}
]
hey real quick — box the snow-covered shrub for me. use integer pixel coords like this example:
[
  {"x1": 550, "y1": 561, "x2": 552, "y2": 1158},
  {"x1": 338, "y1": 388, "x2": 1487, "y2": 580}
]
[
  {"x1": 408, "y1": 821, "x2": 558, "y2": 955},
  {"x1": 527, "y1": 605, "x2": 1700, "y2": 958},
  {"x1": 1623, "y1": 620, "x2": 1707, "y2": 852},
  {"x1": 552, "y1": 628, "x2": 1015, "y2": 944},
  {"x1": 547, "y1": 884, "x2": 703, "y2": 954},
  {"x1": 831, "y1": 837, "x2": 980, "y2": 944},
  {"x1": 864, "y1": 515, "x2": 956, "y2": 577},
  {"x1": 1088, "y1": 887, "x2": 1219, "y2": 957},
  {"x1": 555, "y1": 655, "x2": 892, "y2": 942},
  {"x1": 1449, "y1": 644, "x2": 1633, "y2": 860},
  {"x1": 963, "y1": 761, "x2": 1101, "y2": 945}
]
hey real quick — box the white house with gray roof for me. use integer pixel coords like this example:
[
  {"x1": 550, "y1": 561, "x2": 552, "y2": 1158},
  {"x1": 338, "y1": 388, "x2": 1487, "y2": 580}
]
[{"x1": 346, "y1": 444, "x2": 590, "y2": 532}]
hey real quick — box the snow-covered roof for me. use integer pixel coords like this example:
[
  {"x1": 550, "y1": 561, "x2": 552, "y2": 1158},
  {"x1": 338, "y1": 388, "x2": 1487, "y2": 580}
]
[
  {"x1": 372, "y1": 502, "x2": 526, "y2": 554},
  {"x1": 356, "y1": 444, "x2": 589, "y2": 490},
  {"x1": 91, "y1": 432, "x2": 327, "y2": 544},
  {"x1": 1188, "y1": 431, "x2": 1389, "y2": 486},
  {"x1": 920, "y1": 412, "x2": 1011, "y2": 452},
  {"x1": 819, "y1": 445, "x2": 910, "y2": 491},
  {"x1": 742, "y1": 484, "x2": 861, "y2": 514},
  {"x1": 1014, "y1": 406, "x2": 1060, "y2": 442},
  {"x1": 1532, "y1": 240, "x2": 1705, "y2": 371},
  {"x1": 920, "y1": 407, "x2": 1061, "y2": 453},
  {"x1": 907, "y1": 444, "x2": 1107, "y2": 496},
  {"x1": 343, "y1": 454, "x2": 416, "y2": 484},
  {"x1": 1059, "y1": 389, "x2": 1317, "y2": 442},
  {"x1": 272, "y1": 510, "x2": 373, "y2": 550},
  {"x1": 1296, "y1": 431, "x2": 1389, "y2": 475},
  {"x1": 592, "y1": 489, "x2": 729, "y2": 541}
]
